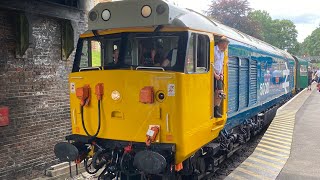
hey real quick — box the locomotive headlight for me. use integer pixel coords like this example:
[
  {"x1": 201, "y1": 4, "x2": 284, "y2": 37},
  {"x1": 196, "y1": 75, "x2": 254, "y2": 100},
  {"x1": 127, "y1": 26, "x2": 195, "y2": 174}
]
[
  {"x1": 141, "y1": 5, "x2": 152, "y2": 18},
  {"x1": 111, "y1": 90, "x2": 121, "y2": 101},
  {"x1": 102, "y1": 9, "x2": 111, "y2": 21}
]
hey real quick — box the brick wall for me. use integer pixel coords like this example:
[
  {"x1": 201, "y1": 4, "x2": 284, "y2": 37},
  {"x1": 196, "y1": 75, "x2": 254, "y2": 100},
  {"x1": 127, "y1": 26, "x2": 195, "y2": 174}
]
[{"x1": 0, "y1": 9, "x2": 87, "y2": 179}]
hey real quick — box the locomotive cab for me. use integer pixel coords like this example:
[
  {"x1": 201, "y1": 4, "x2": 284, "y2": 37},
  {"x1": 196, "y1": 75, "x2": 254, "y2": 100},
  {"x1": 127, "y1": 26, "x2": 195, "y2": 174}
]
[{"x1": 54, "y1": 0, "x2": 228, "y2": 178}]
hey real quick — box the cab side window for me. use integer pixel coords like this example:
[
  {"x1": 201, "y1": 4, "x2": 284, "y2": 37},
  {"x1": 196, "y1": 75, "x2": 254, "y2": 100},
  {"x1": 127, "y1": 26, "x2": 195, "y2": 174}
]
[
  {"x1": 186, "y1": 33, "x2": 210, "y2": 73},
  {"x1": 91, "y1": 40, "x2": 101, "y2": 67},
  {"x1": 79, "y1": 39, "x2": 102, "y2": 68}
]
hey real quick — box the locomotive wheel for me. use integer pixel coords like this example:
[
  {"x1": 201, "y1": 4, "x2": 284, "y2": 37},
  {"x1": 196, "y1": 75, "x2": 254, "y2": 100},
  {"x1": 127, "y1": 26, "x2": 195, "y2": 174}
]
[{"x1": 84, "y1": 157, "x2": 99, "y2": 174}]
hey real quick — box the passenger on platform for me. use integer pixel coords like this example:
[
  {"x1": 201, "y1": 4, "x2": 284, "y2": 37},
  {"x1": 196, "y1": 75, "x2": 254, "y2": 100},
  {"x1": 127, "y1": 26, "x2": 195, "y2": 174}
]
[
  {"x1": 214, "y1": 36, "x2": 229, "y2": 118},
  {"x1": 308, "y1": 68, "x2": 313, "y2": 91},
  {"x1": 315, "y1": 69, "x2": 320, "y2": 92},
  {"x1": 315, "y1": 69, "x2": 320, "y2": 82}
]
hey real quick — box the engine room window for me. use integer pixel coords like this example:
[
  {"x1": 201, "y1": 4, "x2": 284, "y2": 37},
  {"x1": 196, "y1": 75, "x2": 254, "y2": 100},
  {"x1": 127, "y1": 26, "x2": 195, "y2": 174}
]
[{"x1": 186, "y1": 33, "x2": 210, "y2": 73}]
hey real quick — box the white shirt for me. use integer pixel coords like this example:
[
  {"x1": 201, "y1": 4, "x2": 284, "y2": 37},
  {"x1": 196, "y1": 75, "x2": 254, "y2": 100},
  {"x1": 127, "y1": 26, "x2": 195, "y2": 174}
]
[
  {"x1": 316, "y1": 70, "x2": 320, "y2": 77},
  {"x1": 214, "y1": 45, "x2": 224, "y2": 74}
]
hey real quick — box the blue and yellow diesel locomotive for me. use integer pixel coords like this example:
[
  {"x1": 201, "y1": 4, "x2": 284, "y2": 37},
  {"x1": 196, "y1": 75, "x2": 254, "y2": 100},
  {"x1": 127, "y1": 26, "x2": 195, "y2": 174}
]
[{"x1": 54, "y1": 0, "x2": 308, "y2": 179}]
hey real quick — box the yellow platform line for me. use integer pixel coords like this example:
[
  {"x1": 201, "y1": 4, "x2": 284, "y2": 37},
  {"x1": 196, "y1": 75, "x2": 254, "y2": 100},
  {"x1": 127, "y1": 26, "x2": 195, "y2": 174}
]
[
  {"x1": 269, "y1": 124, "x2": 294, "y2": 130},
  {"x1": 271, "y1": 119, "x2": 294, "y2": 123},
  {"x1": 265, "y1": 129, "x2": 293, "y2": 139},
  {"x1": 272, "y1": 119, "x2": 294, "y2": 123},
  {"x1": 259, "y1": 140, "x2": 291, "y2": 150},
  {"x1": 235, "y1": 166, "x2": 272, "y2": 180},
  {"x1": 268, "y1": 126, "x2": 294, "y2": 133},
  {"x1": 226, "y1": 172, "x2": 248, "y2": 180},
  {"x1": 242, "y1": 161, "x2": 279, "y2": 174},
  {"x1": 271, "y1": 117, "x2": 296, "y2": 124},
  {"x1": 265, "y1": 132, "x2": 292, "y2": 139},
  {"x1": 274, "y1": 114, "x2": 295, "y2": 117},
  {"x1": 273, "y1": 114, "x2": 295, "y2": 117},
  {"x1": 265, "y1": 132, "x2": 293, "y2": 139},
  {"x1": 270, "y1": 122, "x2": 294, "y2": 127},
  {"x1": 262, "y1": 135, "x2": 292, "y2": 144},
  {"x1": 261, "y1": 137, "x2": 291, "y2": 146},
  {"x1": 266, "y1": 129, "x2": 293, "y2": 136},
  {"x1": 273, "y1": 116, "x2": 295, "y2": 121},
  {"x1": 272, "y1": 115, "x2": 295, "y2": 119},
  {"x1": 257, "y1": 144, "x2": 290, "y2": 154},
  {"x1": 272, "y1": 116, "x2": 295, "y2": 120},
  {"x1": 254, "y1": 147, "x2": 289, "y2": 159},
  {"x1": 248, "y1": 156, "x2": 283, "y2": 170},
  {"x1": 252, "y1": 153, "x2": 287, "y2": 163},
  {"x1": 268, "y1": 126, "x2": 294, "y2": 132},
  {"x1": 271, "y1": 120, "x2": 294, "y2": 124}
]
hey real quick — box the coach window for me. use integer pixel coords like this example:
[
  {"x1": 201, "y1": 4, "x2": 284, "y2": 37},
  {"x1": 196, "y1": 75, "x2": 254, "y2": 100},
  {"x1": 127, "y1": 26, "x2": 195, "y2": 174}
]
[{"x1": 186, "y1": 33, "x2": 209, "y2": 73}]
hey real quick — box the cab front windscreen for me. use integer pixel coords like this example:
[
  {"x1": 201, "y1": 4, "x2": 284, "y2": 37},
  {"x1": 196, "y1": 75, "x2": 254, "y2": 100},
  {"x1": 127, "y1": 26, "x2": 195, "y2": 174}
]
[{"x1": 72, "y1": 32, "x2": 188, "y2": 72}]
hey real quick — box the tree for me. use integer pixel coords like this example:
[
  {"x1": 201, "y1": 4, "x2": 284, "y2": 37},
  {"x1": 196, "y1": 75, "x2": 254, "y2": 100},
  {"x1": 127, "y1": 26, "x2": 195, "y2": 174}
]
[
  {"x1": 300, "y1": 27, "x2": 320, "y2": 56},
  {"x1": 248, "y1": 10, "x2": 272, "y2": 41},
  {"x1": 206, "y1": 0, "x2": 259, "y2": 37},
  {"x1": 271, "y1": 20, "x2": 299, "y2": 54},
  {"x1": 248, "y1": 11, "x2": 299, "y2": 53},
  {"x1": 206, "y1": 0, "x2": 299, "y2": 54}
]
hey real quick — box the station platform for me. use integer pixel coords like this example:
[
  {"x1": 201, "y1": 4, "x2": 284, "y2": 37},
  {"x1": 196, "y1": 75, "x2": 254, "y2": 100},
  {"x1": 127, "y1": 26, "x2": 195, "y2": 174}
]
[{"x1": 226, "y1": 84, "x2": 320, "y2": 180}]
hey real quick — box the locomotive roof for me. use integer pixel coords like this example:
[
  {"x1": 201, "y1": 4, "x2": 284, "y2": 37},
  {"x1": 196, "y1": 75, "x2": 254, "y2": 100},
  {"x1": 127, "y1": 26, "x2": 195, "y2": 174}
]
[{"x1": 87, "y1": 0, "x2": 293, "y2": 60}]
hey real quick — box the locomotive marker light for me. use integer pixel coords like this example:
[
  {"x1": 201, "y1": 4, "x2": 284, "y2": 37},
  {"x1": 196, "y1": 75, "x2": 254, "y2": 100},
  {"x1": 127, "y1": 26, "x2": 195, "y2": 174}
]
[
  {"x1": 156, "y1": 4, "x2": 166, "y2": 15},
  {"x1": 141, "y1": 5, "x2": 152, "y2": 18},
  {"x1": 89, "y1": 11, "x2": 98, "y2": 21},
  {"x1": 111, "y1": 90, "x2": 121, "y2": 101},
  {"x1": 101, "y1": 9, "x2": 111, "y2": 21}
]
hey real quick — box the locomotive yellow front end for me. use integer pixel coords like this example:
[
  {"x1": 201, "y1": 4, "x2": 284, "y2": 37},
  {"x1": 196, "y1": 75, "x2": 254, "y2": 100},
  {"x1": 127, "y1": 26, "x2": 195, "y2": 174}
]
[{"x1": 54, "y1": 0, "x2": 228, "y2": 178}]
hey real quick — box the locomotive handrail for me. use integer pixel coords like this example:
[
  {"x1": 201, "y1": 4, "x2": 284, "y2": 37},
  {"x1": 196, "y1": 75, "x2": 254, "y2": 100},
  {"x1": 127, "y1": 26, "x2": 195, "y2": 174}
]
[
  {"x1": 136, "y1": 66, "x2": 165, "y2": 71},
  {"x1": 79, "y1": 67, "x2": 101, "y2": 72}
]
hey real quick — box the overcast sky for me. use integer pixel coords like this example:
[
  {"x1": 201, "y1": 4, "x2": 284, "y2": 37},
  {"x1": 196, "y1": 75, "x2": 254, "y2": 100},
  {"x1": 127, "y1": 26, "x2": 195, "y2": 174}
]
[{"x1": 172, "y1": 0, "x2": 320, "y2": 42}]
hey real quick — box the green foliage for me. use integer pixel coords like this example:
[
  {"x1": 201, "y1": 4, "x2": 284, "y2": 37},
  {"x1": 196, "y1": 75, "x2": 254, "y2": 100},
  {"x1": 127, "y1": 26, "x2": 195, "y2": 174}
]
[
  {"x1": 206, "y1": 0, "x2": 256, "y2": 36},
  {"x1": 207, "y1": 0, "x2": 299, "y2": 54},
  {"x1": 92, "y1": 51, "x2": 101, "y2": 66},
  {"x1": 270, "y1": 19, "x2": 299, "y2": 54},
  {"x1": 248, "y1": 10, "x2": 272, "y2": 41},
  {"x1": 300, "y1": 27, "x2": 320, "y2": 56}
]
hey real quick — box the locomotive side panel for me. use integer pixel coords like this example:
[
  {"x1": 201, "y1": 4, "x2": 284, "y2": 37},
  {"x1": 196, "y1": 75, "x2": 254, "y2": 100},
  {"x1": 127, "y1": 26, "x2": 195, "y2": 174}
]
[{"x1": 226, "y1": 41, "x2": 295, "y2": 130}]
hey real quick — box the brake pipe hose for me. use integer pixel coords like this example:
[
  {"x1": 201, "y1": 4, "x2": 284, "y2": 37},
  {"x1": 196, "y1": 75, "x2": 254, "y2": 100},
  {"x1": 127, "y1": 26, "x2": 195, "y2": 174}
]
[{"x1": 80, "y1": 100, "x2": 101, "y2": 137}]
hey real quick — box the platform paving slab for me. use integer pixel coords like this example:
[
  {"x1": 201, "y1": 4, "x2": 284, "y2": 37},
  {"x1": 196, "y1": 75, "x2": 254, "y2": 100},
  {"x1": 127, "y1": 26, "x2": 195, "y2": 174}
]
[
  {"x1": 277, "y1": 88, "x2": 320, "y2": 180},
  {"x1": 226, "y1": 85, "x2": 315, "y2": 180}
]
